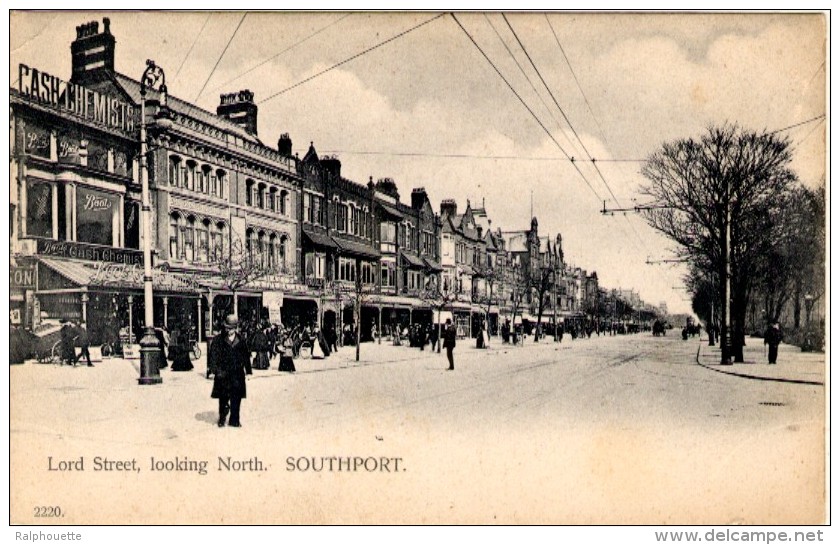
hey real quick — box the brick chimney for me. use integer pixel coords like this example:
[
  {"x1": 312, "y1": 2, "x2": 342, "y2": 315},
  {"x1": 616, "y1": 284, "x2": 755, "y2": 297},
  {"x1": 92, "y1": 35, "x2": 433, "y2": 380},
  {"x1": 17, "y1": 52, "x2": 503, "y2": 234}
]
[
  {"x1": 321, "y1": 156, "x2": 341, "y2": 179},
  {"x1": 70, "y1": 18, "x2": 116, "y2": 86},
  {"x1": 440, "y1": 199, "x2": 457, "y2": 218},
  {"x1": 217, "y1": 90, "x2": 258, "y2": 136},
  {"x1": 277, "y1": 133, "x2": 293, "y2": 156},
  {"x1": 411, "y1": 187, "x2": 428, "y2": 210}
]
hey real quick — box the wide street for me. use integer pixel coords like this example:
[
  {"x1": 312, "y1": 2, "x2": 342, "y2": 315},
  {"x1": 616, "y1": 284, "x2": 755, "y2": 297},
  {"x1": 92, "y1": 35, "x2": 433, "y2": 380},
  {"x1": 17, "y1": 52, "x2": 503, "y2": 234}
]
[{"x1": 10, "y1": 333, "x2": 825, "y2": 525}]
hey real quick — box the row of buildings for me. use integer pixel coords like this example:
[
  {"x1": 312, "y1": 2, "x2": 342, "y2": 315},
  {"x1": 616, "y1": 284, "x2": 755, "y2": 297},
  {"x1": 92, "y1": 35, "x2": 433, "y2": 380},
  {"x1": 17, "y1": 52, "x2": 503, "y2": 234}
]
[{"x1": 9, "y1": 18, "x2": 655, "y2": 344}]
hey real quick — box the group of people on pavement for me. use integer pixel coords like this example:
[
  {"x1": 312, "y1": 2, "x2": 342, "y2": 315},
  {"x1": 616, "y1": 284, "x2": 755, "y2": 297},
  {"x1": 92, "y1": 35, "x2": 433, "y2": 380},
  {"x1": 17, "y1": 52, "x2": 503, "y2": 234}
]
[{"x1": 59, "y1": 321, "x2": 93, "y2": 367}]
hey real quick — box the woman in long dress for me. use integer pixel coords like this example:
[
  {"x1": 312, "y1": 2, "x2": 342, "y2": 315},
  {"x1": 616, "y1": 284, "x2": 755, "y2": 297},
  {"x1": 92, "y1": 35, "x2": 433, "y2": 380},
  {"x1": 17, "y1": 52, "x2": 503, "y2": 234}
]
[{"x1": 170, "y1": 327, "x2": 194, "y2": 371}]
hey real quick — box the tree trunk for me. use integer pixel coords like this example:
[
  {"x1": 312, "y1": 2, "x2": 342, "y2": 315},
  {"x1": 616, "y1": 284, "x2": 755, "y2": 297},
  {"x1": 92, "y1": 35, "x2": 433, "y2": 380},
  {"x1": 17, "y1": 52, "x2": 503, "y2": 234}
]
[
  {"x1": 731, "y1": 289, "x2": 748, "y2": 363},
  {"x1": 793, "y1": 276, "x2": 802, "y2": 329}
]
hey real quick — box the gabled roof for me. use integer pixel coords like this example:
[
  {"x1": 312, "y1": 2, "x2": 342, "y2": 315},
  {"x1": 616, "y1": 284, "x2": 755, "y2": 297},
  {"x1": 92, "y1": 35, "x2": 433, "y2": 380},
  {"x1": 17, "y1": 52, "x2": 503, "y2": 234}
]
[{"x1": 112, "y1": 73, "x2": 260, "y2": 144}]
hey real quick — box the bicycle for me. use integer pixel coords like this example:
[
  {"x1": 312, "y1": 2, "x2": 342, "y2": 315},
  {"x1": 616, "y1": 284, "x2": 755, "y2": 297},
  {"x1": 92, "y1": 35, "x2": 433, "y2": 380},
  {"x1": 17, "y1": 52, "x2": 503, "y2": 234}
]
[{"x1": 187, "y1": 331, "x2": 201, "y2": 361}]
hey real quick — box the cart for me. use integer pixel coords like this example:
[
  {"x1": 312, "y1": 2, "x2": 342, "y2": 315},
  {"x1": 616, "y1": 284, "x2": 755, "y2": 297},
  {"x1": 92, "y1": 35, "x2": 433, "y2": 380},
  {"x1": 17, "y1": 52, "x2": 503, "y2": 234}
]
[{"x1": 32, "y1": 321, "x2": 65, "y2": 364}]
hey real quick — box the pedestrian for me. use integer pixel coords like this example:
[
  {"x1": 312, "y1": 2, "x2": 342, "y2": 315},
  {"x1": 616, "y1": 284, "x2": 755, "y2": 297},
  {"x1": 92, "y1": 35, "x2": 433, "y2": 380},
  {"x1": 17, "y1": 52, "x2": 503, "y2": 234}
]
[
  {"x1": 209, "y1": 315, "x2": 252, "y2": 428},
  {"x1": 325, "y1": 324, "x2": 338, "y2": 354},
  {"x1": 169, "y1": 326, "x2": 194, "y2": 372},
  {"x1": 250, "y1": 326, "x2": 270, "y2": 370},
  {"x1": 60, "y1": 321, "x2": 77, "y2": 365},
  {"x1": 74, "y1": 321, "x2": 93, "y2": 367},
  {"x1": 443, "y1": 318, "x2": 457, "y2": 371},
  {"x1": 763, "y1": 321, "x2": 783, "y2": 365}
]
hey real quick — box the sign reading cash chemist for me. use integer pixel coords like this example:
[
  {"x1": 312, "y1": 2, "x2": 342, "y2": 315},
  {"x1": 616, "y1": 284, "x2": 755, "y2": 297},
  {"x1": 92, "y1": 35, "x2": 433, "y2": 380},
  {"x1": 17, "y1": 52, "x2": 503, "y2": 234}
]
[{"x1": 18, "y1": 64, "x2": 135, "y2": 134}]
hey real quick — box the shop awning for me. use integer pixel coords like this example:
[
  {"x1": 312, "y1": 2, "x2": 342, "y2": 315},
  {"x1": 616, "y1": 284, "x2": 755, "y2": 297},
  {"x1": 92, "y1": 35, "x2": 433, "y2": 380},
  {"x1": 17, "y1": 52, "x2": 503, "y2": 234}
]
[
  {"x1": 333, "y1": 236, "x2": 381, "y2": 260},
  {"x1": 37, "y1": 257, "x2": 202, "y2": 295},
  {"x1": 423, "y1": 257, "x2": 443, "y2": 272},
  {"x1": 378, "y1": 202, "x2": 404, "y2": 220},
  {"x1": 302, "y1": 227, "x2": 338, "y2": 249},
  {"x1": 401, "y1": 252, "x2": 425, "y2": 269}
]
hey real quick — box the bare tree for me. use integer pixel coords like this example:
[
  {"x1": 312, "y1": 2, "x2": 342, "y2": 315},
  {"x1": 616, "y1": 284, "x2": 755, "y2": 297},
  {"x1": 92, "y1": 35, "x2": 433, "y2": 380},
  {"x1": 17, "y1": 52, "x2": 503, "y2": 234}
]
[
  {"x1": 420, "y1": 273, "x2": 459, "y2": 353},
  {"x1": 640, "y1": 123, "x2": 796, "y2": 362},
  {"x1": 531, "y1": 265, "x2": 555, "y2": 342},
  {"x1": 211, "y1": 236, "x2": 272, "y2": 319}
]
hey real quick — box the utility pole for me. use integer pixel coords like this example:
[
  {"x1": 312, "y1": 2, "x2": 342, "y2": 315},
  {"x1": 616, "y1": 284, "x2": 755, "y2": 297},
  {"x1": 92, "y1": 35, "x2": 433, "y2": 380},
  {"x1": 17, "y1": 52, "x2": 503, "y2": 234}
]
[{"x1": 721, "y1": 193, "x2": 732, "y2": 364}]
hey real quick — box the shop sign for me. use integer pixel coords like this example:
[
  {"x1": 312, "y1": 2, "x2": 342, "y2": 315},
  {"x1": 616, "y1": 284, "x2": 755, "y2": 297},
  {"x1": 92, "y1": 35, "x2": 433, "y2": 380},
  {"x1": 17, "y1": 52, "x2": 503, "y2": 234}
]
[
  {"x1": 10, "y1": 266, "x2": 36, "y2": 289},
  {"x1": 263, "y1": 290, "x2": 284, "y2": 325},
  {"x1": 18, "y1": 63, "x2": 136, "y2": 134},
  {"x1": 37, "y1": 239, "x2": 143, "y2": 265}
]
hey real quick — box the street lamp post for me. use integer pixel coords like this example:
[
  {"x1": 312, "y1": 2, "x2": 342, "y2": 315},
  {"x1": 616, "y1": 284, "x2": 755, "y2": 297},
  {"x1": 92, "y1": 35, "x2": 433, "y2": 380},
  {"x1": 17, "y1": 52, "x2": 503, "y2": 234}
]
[{"x1": 138, "y1": 60, "x2": 168, "y2": 385}]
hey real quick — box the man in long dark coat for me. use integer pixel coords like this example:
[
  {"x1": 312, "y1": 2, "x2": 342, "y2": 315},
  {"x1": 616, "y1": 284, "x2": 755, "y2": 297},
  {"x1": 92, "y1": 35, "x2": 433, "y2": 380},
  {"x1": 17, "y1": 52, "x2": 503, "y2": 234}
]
[
  {"x1": 443, "y1": 318, "x2": 457, "y2": 371},
  {"x1": 209, "y1": 315, "x2": 252, "y2": 428},
  {"x1": 764, "y1": 321, "x2": 783, "y2": 365}
]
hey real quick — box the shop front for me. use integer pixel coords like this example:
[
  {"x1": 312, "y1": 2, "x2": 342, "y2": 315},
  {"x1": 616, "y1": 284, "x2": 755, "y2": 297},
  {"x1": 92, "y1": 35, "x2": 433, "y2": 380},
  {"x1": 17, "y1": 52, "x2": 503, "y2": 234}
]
[{"x1": 35, "y1": 253, "x2": 204, "y2": 345}]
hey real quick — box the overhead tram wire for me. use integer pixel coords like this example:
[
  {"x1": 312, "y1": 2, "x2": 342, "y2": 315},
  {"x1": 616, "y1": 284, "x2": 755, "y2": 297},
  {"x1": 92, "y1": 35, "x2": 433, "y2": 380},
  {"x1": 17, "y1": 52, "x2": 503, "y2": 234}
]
[
  {"x1": 501, "y1": 14, "x2": 620, "y2": 207},
  {"x1": 796, "y1": 118, "x2": 825, "y2": 147},
  {"x1": 544, "y1": 14, "x2": 609, "y2": 147},
  {"x1": 208, "y1": 13, "x2": 353, "y2": 95},
  {"x1": 314, "y1": 150, "x2": 646, "y2": 161},
  {"x1": 769, "y1": 114, "x2": 826, "y2": 134},
  {"x1": 449, "y1": 13, "x2": 602, "y2": 202},
  {"x1": 543, "y1": 14, "x2": 652, "y2": 255},
  {"x1": 258, "y1": 13, "x2": 445, "y2": 105},
  {"x1": 501, "y1": 14, "x2": 651, "y2": 256},
  {"x1": 173, "y1": 12, "x2": 212, "y2": 83},
  {"x1": 194, "y1": 12, "x2": 248, "y2": 103},
  {"x1": 483, "y1": 14, "x2": 582, "y2": 157}
]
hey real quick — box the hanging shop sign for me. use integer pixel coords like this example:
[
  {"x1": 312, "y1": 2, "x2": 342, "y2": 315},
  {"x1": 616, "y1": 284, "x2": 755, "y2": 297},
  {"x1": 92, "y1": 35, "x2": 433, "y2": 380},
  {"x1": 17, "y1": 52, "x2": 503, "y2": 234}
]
[
  {"x1": 18, "y1": 63, "x2": 136, "y2": 134},
  {"x1": 263, "y1": 290, "x2": 284, "y2": 325}
]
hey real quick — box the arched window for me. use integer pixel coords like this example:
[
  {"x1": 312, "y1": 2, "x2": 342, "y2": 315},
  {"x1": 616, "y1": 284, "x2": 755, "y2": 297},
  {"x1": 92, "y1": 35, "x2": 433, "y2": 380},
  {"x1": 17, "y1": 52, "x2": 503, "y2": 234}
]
[
  {"x1": 245, "y1": 179, "x2": 254, "y2": 206},
  {"x1": 184, "y1": 216, "x2": 195, "y2": 261},
  {"x1": 169, "y1": 213, "x2": 180, "y2": 259},
  {"x1": 214, "y1": 169, "x2": 225, "y2": 198},
  {"x1": 246, "y1": 228, "x2": 255, "y2": 261},
  {"x1": 279, "y1": 190, "x2": 289, "y2": 215},
  {"x1": 257, "y1": 230, "x2": 267, "y2": 267},
  {"x1": 197, "y1": 219, "x2": 210, "y2": 262},
  {"x1": 168, "y1": 156, "x2": 181, "y2": 187},
  {"x1": 185, "y1": 161, "x2": 196, "y2": 191},
  {"x1": 257, "y1": 183, "x2": 266, "y2": 209},
  {"x1": 212, "y1": 221, "x2": 226, "y2": 261},
  {"x1": 347, "y1": 204, "x2": 355, "y2": 235},
  {"x1": 268, "y1": 187, "x2": 277, "y2": 212},
  {"x1": 278, "y1": 235, "x2": 287, "y2": 271},
  {"x1": 268, "y1": 233, "x2": 277, "y2": 270},
  {"x1": 200, "y1": 165, "x2": 212, "y2": 194}
]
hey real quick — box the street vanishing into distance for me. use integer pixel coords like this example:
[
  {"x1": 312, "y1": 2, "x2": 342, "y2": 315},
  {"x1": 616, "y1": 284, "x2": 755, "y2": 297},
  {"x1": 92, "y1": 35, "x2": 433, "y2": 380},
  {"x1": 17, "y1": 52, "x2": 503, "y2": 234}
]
[{"x1": 11, "y1": 333, "x2": 825, "y2": 524}]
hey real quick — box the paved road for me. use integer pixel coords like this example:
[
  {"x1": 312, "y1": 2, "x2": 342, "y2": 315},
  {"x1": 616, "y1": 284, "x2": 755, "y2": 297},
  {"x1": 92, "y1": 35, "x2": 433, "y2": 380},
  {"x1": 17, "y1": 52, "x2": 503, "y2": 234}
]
[{"x1": 10, "y1": 334, "x2": 825, "y2": 524}]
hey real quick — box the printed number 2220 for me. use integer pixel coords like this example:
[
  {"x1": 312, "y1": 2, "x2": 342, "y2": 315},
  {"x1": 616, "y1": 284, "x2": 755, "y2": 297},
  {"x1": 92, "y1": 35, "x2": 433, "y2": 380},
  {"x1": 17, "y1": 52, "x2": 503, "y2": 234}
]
[{"x1": 34, "y1": 506, "x2": 63, "y2": 517}]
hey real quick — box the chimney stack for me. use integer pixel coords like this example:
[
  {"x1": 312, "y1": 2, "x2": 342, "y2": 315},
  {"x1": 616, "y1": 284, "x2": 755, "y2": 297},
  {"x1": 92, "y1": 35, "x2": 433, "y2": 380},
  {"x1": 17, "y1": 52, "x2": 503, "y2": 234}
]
[
  {"x1": 70, "y1": 18, "x2": 116, "y2": 85},
  {"x1": 217, "y1": 90, "x2": 258, "y2": 136},
  {"x1": 277, "y1": 133, "x2": 292, "y2": 156},
  {"x1": 440, "y1": 199, "x2": 457, "y2": 218},
  {"x1": 411, "y1": 187, "x2": 428, "y2": 210}
]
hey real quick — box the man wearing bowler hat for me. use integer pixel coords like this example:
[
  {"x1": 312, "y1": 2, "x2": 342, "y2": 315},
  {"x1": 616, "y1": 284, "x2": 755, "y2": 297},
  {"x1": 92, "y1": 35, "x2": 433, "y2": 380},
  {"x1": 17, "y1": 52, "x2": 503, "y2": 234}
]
[{"x1": 209, "y1": 315, "x2": 253, "y2": 427}]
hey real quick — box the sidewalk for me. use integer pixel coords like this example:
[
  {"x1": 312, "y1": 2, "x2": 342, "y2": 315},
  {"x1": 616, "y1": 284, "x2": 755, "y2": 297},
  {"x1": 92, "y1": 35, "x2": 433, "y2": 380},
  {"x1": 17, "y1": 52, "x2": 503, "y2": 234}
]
[{"x1": 695, "y1": 335, "x2": 826, "y2": 385}]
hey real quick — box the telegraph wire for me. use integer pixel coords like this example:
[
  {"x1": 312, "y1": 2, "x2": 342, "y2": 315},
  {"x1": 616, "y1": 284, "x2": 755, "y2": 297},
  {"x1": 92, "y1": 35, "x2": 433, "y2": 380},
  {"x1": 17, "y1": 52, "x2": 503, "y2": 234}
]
[
  {"x1": 769, "y1": 114, "x2": 826, "y2": 134},
  {"x1": 796, "y1": 118, "x2": 825, "y2": 147},
  {"x1": 544, "y1": 14, "x2": 609, "y2": 148},
  {"x1": 194, "y1": 12, "x2": 248, "y2": 103},
  {"x1": 173, "y1": 13, "x2": 212, "y2": 83},
  {"x1": 543, "y1": 14, "x2": 651, "y2": 255},
  {"x1": 501, "y1": 14, "x2": 620, "y2": 207},
  {"x1": 209, "y1": 13, "x2": 352, "y2": 94},
  {"x1": 483, "y1": 14, "x2": 582, "y2": 157},
  {"x1": 258, "y1": 13, "x2": 445, "y2": 105},
  {"x1": 450, "y1": 13, "x2": 602, "y2": 201},
  {"x1": 311, "y1": 149, "x2": 644, "y2": 162}
]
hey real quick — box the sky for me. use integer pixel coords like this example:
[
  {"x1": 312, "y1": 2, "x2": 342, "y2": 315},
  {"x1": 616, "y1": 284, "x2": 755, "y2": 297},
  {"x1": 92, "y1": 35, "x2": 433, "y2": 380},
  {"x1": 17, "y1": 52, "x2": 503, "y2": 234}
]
[{"x1": 7, "y1": 10, "x2": 827, "y2": 315}]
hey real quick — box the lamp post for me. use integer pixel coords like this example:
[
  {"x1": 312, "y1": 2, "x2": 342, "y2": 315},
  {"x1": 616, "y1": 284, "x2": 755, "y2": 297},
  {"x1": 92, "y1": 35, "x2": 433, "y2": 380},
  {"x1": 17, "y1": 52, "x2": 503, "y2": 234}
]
[{"x1": 138, "y1": 60, "x2": 168, "y2": 385}]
